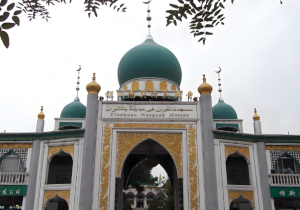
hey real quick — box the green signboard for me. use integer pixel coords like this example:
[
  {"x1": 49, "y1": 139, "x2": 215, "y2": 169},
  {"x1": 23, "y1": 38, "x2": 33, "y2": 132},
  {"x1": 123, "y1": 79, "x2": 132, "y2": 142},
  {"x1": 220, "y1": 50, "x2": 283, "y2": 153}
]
[
  {"x1": 271, "y1": 187, "x2": 300, "y2": 198},
  {"x1": 0, "y1": 185, "x2": 27, "y2": 196}
]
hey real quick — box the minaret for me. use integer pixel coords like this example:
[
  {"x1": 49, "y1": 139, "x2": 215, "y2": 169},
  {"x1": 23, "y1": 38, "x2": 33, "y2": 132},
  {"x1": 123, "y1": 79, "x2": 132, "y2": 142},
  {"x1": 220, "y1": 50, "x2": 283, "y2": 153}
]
[
  {"x1": 198, "y1": 74, "x2": 219, "y2": 210},
  {"x1": 79, "y1": 73, "x2": 101, "y2": 210},
  {"x1": 253, "y1": 108, "x2": 262, "y2": 134},
  {"x1": 36, "y1": 106, "x2": 45, "y2": 132}
]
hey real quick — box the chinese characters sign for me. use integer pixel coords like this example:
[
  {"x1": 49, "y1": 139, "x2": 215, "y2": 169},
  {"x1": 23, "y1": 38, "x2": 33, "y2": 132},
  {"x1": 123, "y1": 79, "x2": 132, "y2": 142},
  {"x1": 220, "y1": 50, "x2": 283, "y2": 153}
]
[
  {"x1": 271, "y1": 187, "x2": 300, "y2": 198},
  {"x1": 0, "y1": 185, "x2": 27, "y2": 196}
]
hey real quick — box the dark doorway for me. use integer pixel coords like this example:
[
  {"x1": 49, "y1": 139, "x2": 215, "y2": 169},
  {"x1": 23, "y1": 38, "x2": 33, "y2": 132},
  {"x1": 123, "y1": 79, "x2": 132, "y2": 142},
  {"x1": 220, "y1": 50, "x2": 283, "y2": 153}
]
[
  {"x1": 45, "y1": 197, "x2": 69, "y2": 210},
  {"x1": 0, "y1": 196, "x2": 23, "y2": 210},
  {"x1": 226, "y1": 153, "x2": 250, "y2": 185},
  {"x1": 48, "y1": 152, "x2": 73, "y2": 184}
]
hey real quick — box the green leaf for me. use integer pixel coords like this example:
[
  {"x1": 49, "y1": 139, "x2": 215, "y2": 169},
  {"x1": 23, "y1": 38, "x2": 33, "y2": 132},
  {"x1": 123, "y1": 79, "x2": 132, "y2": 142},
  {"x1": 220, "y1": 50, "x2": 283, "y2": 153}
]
[
  {"x1": 205, "y1": 24, "x2": 214, "y2": 28},
  {"x1": 170, "y1": 4, "x2": 179, "y2": 9},
  {"x1": 215, "y1": 9, "x2": 221, "y2": 16},
  {"x1": 13, "y1": 10, "x2": 22, "y2": 15},
  {"x1": 0, "y1": 31, "x2": 9, "y2": 48},
  {"x1": 173, "y1": 20, "x2": 177, "y2": 26},
  {"x1": 203, "y1": 38, "x2": 206, "y2": 45},
  {"x1": 219, "y1": 2, "x2": 225, "y2": 9},
  {"x1": 221, "y1": 22, "x2": 224, "y2": 25},
  {"x1": 198, "y1": 37, "x2": 205, "y2": 42},
  {"x1": 0, "y1": 0, "x2": 7, "y2": 7},
  {"x1": 205, "y1": 32, "x2": 213, "y2": 35},
  {"x1": 12, "y1": 16, "x2": 19, "y2": 26},
  {"x1": 178, "y1": 0, "x2": 184, "y2": 4},
  {"x1": 231, "y1": 0, "x2": 234, "y2": 3},
  {"x1": 217, "y1": 14, "x2": 224, "y2": 19},
  {"x1": 7, "y1": 3, "x2": 14, "y2": 11},
  {"x1": 2, "y1": 22, "x2": 15, "y2": 29},
  {"x1": 0, "y1": 12, "x2": 9, "y2": 22},
  {"x1": 166, "y1": 21, "x2": 172, "y2": 26}
]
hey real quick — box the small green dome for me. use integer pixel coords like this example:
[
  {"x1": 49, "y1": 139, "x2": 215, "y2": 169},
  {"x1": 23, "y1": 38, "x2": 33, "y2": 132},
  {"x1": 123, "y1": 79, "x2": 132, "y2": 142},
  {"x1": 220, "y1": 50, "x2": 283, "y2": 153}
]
[
  {"x1": 60, "y1": 98, "x2": 86, "y2": 118},
  {"x1": 118, "y1": 37, "x2": 182, "y2": 86},
  {"x1": 212, "y1": 100, "x2": 238, "y2": 119}
]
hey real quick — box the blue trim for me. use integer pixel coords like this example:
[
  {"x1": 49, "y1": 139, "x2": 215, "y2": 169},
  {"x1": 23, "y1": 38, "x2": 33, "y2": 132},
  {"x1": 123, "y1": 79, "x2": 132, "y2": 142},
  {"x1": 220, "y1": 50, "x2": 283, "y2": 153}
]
[
  {"x1": 0, "y1": 149, "x2": 26, "y2": 170},
  {"x1": 273, "y1": 152, "x2": 300, "y2": 171}
]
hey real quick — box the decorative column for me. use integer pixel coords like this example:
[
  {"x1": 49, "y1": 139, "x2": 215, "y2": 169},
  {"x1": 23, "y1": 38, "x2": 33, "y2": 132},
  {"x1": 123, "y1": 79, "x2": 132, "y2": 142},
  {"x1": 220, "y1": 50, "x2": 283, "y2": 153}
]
[
  {"x1": 253, "y1": 108, "x2": 262, "y2": 134},
  {"x1": 134, "y1": 197, "x2": 137, "y2": 208},
  {"x1": 198, "y1": 74, "x2": 219, "y2": 210},
  {"x1": 253, "y1": 109, "x2": 272, "y2": 210},
  {"x1": 79, "y1": 73, "x2": 101, "y2": 210},
  {"x1": 24, "y1": 107, "x2": 44, "y2": 210},
  {"x1": 144, "y1": 197, "x2": 147, "y2": 208}
]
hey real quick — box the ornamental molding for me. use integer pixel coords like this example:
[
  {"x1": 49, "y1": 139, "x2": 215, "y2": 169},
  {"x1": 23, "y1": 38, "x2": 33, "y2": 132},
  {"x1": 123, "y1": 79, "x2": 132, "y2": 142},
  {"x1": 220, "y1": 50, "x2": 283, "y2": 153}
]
[
  {"x1": 188, "y1": 125, "x2": 199, "y2": 210},
  {"x1": 228, "y1": 191, "x2": 255, "y2": 207},
  {"x1": 99, "y1": 124, "x2": 112, "y2": 210},
  {"x1": 266, "y1": 145, "x2": 300, "y2": 151},
  {"x1": 0, "y1": 143, "x2": 32, "y2": 149},
  {"x1": 43, "y1": 190, "x2": 70, "y2": 206},
  {"x1": 48, "y1": 145, "x2": 74, "y2": 161},
  {"x1": 116, "y1": 133, "x2": 182, "y2": 178},
  {"x1": 113, "y1": 123, "x2": 186, "y2": 129},
  {"x1": 225, "y1": 146, "x2": 250, "y2": 162}
]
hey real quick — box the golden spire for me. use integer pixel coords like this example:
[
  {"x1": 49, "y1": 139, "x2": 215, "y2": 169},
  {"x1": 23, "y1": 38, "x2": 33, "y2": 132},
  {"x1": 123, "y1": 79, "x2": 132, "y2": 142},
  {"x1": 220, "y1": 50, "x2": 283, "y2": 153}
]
[
  {"x1": 38, "y1": 106, "x2": 45, "y2": 119},
  {"x1": 198, "y1": 74, "x2": 213, "y2": 95},
  {"x1": 253, "y1": 108, "x2": 260, "y2": 121},
  {"x1": 159, "y1": 174, "x2": 162, "y2": 181},
  {"x1": 86, "y1": 73, "x2": 101, "y2": 94}
]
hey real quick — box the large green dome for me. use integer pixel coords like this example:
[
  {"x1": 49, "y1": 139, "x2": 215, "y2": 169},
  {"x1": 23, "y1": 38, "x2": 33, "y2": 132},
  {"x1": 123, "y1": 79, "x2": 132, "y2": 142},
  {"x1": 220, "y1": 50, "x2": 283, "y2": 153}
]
[
  {"x1": 60, "y1": 98, "x2": 86, "y2": 118},
  {"x1": 118, "y1": 37, "x2": 182, "y2": 86},
  {"x1": 212, "y1": 100, "x2": 238, "y2": 119}
]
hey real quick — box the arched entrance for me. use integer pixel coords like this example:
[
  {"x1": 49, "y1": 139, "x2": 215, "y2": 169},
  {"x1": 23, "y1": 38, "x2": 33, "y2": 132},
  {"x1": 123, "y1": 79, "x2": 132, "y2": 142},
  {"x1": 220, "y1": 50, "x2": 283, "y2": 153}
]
[
  {"x1": 230, "y1": 195, "x2": 253, "y2": 210},
  {"x1": 116, "y1": 139, "x2": 183, "y2": 210}
]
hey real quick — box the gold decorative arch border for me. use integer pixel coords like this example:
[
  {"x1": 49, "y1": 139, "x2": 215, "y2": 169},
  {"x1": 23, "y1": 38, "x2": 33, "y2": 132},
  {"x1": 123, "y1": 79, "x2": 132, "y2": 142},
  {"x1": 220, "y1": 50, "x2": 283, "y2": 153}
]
[
  {"x1": 225, "y1": 146, "x2": 250, "y2": 162},
  {"x1": 266, "y1": 145, "x2": 300, "y2": 151},
  {"x1": 43, "y1": 190, "x2": 70, "y2": 206},
  {"x1": 48, "y1": 145, "x2": 74, "y2": 161},
  {"x1": 228, "y1": 191, "x2": 255, "y2": 207},
  {"x1": 99, "y1": 124, "x2": 112, "y2": 210},
  {"x1": 188, "y1": 125, "x2": 199, "y2": 209},
  {"x1": 0, "y1": 143, "x2": 32, "y2": 149},
  {"x1": 116, "y1": 133, "x2": 182, "y2": 178}
]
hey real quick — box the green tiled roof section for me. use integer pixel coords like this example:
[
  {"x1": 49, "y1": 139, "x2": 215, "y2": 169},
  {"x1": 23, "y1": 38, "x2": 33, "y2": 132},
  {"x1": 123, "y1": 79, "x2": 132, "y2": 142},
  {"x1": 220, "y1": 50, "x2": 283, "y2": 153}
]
[
  {"x1": 213, "y1": 130, "x2": 300, "y2": 143},
  {"x1": 59, "y1": 122, "x2": 83, "y2": 128},
  {"x1": 0, "y1": 129, "x2": 85, "y2": 141},
  {"x1": 216, "y1": 123, "x2": 239, "y2": 130}
]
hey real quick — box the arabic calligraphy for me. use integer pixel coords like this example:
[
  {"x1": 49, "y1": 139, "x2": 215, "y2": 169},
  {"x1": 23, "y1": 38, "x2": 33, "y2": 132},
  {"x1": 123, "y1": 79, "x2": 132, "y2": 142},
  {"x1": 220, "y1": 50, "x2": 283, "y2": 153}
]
[{"x1": 106, "y1": 105, "x2": 193, "y2": 112}]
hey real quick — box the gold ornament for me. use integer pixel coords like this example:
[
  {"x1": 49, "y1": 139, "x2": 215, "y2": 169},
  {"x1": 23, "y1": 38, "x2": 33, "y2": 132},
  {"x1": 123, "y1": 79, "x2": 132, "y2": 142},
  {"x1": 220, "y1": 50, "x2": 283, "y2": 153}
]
[
  {"x1": 174, "y1": 91, "x2": 182, "y2": 99},
  {"x1": 0, "y1": 143, "x2": 32, "y2": 149},
  {"x1": 188, "y1": 125, "x2": 199, "y2": 210},
  {"x1": 186, "y1": 91, "x2": 193, "y2": 100},
  {"x1": 171, "y1": 85, "x2": 176, "y2": 90},
  {"x1": 265, "y1": 145, "x2": 300, "y2": 151},
  {"x1": 151, "y1": 90, "x2": 158, "y2": 99},
  {"x1": 117, "y1": 133, "x2": 182, "y2": 177},
  {"x1": 99, "y1": 124, "x2": 111, "y2": 210},
  {"x1": 43, "y1": 190, "x2": 70, "y2": 206},
  {"x1": 145, "y1": 81, "x2": 154, "y2": 91},
  {"x1": 86, "y1": 73, "x2": 101, "y2": 94},
  {"x1": 140, "y1": 90, "x2": 147, "y2": 99},
  {"x1": 113, "y1": 123, "x2": 186, "y2": 128},
  {"x1": 198, "y1": 74, "x2": 213, "y2": 95},
  {"x1": 162, "y1": 90, "x2": 169, "y2": 99},
  {"x1": 228, "y1": 191, "x2": 255, "y2": 207},
  {"x1": 132, "y1": 81, "x2": 139, "y2": 90},
  {"x1": 129, "y1": 89, "x2": 136, "y2": 99},
  {"x1": 48, "y1": 145, "x2": 74, "y2": 161},
  {"x1": 38, "y1": 106, "x2": 45, "y2": 119},
  {"x1": 123, "y1": 85, "x2": 128, "y2": 90},
  {"x1": 159, "y1": 81, "x2": 167, "y2": 91},
  {"x1": 225, "y1": 146, "x2": 250, "y2": 162},
  {"x1": 253, "y1": 108, "x2": 260, "y2": 121}
]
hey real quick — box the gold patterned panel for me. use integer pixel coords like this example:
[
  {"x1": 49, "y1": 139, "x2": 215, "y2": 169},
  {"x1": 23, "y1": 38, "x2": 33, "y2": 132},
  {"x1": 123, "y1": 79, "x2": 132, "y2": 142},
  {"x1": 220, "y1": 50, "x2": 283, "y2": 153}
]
[
  {"x1": 117, "y1": 133, "x2": 182, "y2": 178},
  {"x1": 225, "y1": 146, "x2": 250, "y2": 162},
  {"x1": 145, "y1": 81, "x2": 154, "y2": 91},
  {"x1": 113, "y1": 123, "x2": 186, "y2": 128},
  {"x1": 228, "y1": 191, "x2": 255, "y2": 207},
  {"x1": 123, "y1": 85, "x2": 127, "y2": 90},
  {"x1": 188, "y1": 126, "x2": 199, "y2": 210},
  {"x1": 99, "y1": 124, "x2": 112, "y2": 210},
  {"x1": 0, "y1": 143, "x2": 32, "y2": 149},
  {"x1": 48, "y1": 145, "x2": 74, "y2": 161},
  {"x1": 43, "y1": 190, "x2": 70, "y2": 206},
  {"x1": 266, "y1": 145, "x2": 300, "y2": 151},
  {"x1": 171, "y1": 85, "x2": 176, "y2": 90},
  {"x1": 159, "y1": 81, "x2": 167, "y2": 91},
  {"x1": 132, "y1": 81, "x2": 139, "y2": 90}
]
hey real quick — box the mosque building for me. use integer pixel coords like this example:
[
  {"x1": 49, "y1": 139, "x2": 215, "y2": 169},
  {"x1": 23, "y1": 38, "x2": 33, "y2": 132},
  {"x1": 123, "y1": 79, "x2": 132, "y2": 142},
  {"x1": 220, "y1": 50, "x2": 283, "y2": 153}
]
[{"x1": 1, "y1": 11, "x2": 300, "y2": 210}]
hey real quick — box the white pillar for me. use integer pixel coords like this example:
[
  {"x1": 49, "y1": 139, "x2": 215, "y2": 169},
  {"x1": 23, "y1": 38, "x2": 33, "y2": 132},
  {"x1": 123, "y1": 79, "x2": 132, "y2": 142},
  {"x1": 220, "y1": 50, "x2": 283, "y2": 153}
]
[
  {"x1": 134, "y1": 197, "x2": 137, "y2": 208},
  {"x1": 36, "y1": 106, "x2": 45, "y2": 132},
  {"x1": 253, "y1": 108, "x2": 262, "y2": 134},
  {"x1": 144, "y1": 197, "x2": 147, "y2": 208}
]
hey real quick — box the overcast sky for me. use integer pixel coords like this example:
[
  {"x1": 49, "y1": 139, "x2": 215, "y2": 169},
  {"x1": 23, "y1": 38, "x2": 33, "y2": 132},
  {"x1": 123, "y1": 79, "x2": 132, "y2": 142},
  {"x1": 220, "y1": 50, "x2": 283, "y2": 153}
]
[{"x1": 1, "y1": 0, "x2": 299, "y2": 136}]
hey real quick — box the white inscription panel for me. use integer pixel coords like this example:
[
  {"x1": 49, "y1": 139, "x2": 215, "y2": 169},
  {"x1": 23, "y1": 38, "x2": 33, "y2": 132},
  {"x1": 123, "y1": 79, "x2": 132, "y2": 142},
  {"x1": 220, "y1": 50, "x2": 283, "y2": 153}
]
[{"x1": 101, "y1": 104, "x2": 198, "y2": 119}]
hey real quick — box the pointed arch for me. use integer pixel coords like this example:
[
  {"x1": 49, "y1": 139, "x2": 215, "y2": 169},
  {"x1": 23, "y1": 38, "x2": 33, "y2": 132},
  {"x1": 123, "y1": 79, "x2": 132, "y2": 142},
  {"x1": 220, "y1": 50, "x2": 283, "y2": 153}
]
[
  {"x1": 225, "y1": 146, "x2": 250, "y2": 163},
  {"x1": 43, "y1": 191, "x2": 70, "y2": 207},
  {"x1": 48, "y1": 145, "x2": 74, "y2": 162},
  {"x1": 117, "y1": 133, "x2": 182, "y2": 178},
  {"x1": 0, "y1": 149, "x2": 26, "y2": 170},
  {"x1": 228, "y1": 191, "x2": 255, "y2": 208}
]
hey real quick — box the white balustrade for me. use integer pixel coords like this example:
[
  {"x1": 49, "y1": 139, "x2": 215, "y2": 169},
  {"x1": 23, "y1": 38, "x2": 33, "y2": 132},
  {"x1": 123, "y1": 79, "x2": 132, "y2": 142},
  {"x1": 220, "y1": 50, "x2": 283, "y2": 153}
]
[
  {"x1": 0, "y1": 172, "x2": 28, "y2": 184},
  {"x1": 270, "y1": 174, "x2": 300, "y2": 186}
]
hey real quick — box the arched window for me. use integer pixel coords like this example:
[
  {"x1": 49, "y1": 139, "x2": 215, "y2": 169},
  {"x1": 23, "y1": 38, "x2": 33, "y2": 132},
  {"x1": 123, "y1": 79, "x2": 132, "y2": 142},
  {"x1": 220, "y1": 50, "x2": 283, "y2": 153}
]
[
  {"x1": 274, "y1": 152, "x2": 300, "y2": 174},
  {"x1": 47, "y1": 152, "x2": 73, "y2": 184},
  {"x1": 0, "y1": 151, "x2": 25, "y2": 173},
  {"x1": 45, "y1": 197, "x2": 68, "y2": 210},
  {"x1": 136, "y1": 193, "x2": 145, "y2": 208},
  {"x1": 126, "y1": 193, "x2": 134, "y2": 205},
  {"x1": 230, "y1": 196, "x2": 253, "y2": 210},
  {"x1": 147, "y1": 193, "x2": 154, "y2": 205},
  {"x1": 226, "y1": 153, "x2": 250, "y2": 185}
]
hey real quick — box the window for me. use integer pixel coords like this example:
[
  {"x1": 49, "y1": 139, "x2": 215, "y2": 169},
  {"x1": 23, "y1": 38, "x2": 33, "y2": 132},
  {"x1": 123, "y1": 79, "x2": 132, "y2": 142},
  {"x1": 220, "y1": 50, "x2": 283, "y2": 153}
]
[
  {"x1": 275, "y1": 154, "x2": 300, "y2": 174},
  {"x1": 226, "y1": 154, "x2": 250, "y2": 185},
  {"x1": 0, "y1": 154, "x2": 25, "y2": 173}
]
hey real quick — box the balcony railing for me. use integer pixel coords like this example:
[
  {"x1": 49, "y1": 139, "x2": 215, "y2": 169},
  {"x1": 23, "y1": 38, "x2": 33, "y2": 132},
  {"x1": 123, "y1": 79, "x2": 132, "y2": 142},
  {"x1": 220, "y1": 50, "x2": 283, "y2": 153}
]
[
  {"x1": 0, "y1": 172, "x2": 28, "y2": 184},
  {"x1": 270, "y1": 174, "x2": 300, "y2": 186}
]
